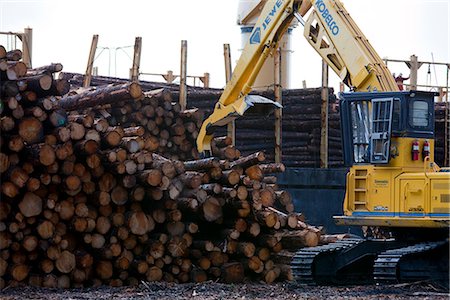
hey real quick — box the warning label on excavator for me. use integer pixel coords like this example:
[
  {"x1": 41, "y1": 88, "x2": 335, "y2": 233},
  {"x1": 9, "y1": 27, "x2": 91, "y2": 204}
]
[{"x1": 374, "y1": 180, "x2": 389, "y2": 187}]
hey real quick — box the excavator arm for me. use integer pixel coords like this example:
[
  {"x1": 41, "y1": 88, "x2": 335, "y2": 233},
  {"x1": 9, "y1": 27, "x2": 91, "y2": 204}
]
[
  {"x1": 196, "y1": 0, "x2": 398, "y2": 156},
  {"x1": 196, "y1": 0, "x2": 300, "y2": 156},
  {"x1": 303, "y1": 0, "x2": 398, "y2": 92}
]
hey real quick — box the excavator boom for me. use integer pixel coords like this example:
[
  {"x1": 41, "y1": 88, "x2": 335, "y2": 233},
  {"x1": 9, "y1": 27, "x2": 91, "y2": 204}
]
[{"x1": 196, "y1": 0, "x2": 398, "y2": 155}]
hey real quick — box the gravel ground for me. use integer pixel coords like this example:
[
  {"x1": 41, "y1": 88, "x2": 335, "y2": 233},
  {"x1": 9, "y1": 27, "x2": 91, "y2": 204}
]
[{"x1": 0, "y1": 281, "x2": 448, "y2": 300}]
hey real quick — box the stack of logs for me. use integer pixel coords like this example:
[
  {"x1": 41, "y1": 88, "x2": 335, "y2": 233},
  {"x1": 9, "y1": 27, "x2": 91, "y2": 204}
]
[
  {"x1": 64, "y1": 73, "x2": 450, "y2": 168},
  {"x1": 127, "y1": 86, "x2": 344, "y2": 168},
  {"x1": 0, "y1": 46, "x2": 324, "y2": 288},
  {"x1": 236, "y1": 89, "x2": 343, "y2": 167},
  {"x1": 185, "y1": 88, "x2": 343, "y2": 167},
  {"x1": 63, "y1": 74, "x2": 344, "y2": 167},
  {"x1": 434, "y1": 102, "x2": 448, "y2": 167}
]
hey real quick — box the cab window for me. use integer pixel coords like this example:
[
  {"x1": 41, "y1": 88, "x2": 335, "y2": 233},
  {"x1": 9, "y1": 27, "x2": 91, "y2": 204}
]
[
  {"x1": 409, "y1": 100, "x2": 429, "y2": 128},
  {"x1": 392, "y1": 99, "x2": 400, "y2": 131}
]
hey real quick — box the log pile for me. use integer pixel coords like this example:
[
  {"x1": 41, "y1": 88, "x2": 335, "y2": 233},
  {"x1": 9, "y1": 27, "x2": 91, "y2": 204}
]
[
  {"x1": 435, "y1": 102, "x2": 448, "y2": 167},
  {"x1": 185, "y1": 88, "x2": 343, "y2": 167},
  {"x1": 65, "y1": 73, "x2": 449, "y2": 168},
  {"x1": 64, "y1": 74, "x2": 344, "y2": 167},
  {"x1": 1, "y1": 47, "x2": 323, "y2": 288}
]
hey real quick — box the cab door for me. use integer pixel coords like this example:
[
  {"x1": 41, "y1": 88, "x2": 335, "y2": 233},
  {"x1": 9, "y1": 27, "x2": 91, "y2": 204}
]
[{"x1": 370, "y1": 98, "x2": 394, "y2": 164}]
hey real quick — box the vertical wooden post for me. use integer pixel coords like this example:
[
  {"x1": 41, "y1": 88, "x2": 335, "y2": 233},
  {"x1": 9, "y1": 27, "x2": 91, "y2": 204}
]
[
  {"x1": 302, "y1": 80, "x2": 307, "y2": 88},
  {"x1": 166, "y1": 71, "x2": 175, "y2": 84},
  {"x1": 22, "y1": 27, "x2": 32, "y2": 68},
  {"x1": 437, "y1": 87, "x2": 444, "y2": 102},
  {"x1": 446, "y1": 65, "x2": 449, "y2": 166},
  {"x1": 223, "y1": 43, "x2": 232, "y2": 83},
  {"x1": 446, "y1": 64, "x2": 449, "y2": 102},
  {"x1": 320, "y1": 60, "x2": 329, "y2": 168},
  {"x1": 130, "y1": 37, "x2": 142, "y2": 82},
  {"x1": 83, "y1": 34, "x2": 99, "y2": 88},
  {"x1": 409, "y1": 54, "x2": 419, "y2": 90},
  {"x1": 274, "y1": 48, "x2": 282, "y2": 163},
  {"x1": 223, "y1": 44, "x2": 235, "y2": 146},
  {"x1": 179, "y1": 40, "x2": 187, "y2": 111},
  {"x1": 446, "y1": 101, "x2": 449, "y2": 167},
  {"x1": 202, "y1": 72, "x2": 210, "y2": 88}
]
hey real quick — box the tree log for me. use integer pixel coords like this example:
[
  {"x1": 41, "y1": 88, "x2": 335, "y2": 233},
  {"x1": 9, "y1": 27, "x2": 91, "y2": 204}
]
[{"x1": 59, "y1": 82, "x2": 142, "y2": 110}]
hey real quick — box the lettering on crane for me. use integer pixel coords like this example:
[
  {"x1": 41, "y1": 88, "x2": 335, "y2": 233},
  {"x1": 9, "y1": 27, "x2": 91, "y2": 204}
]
[
  {"x1": 262, "y1": 0, "x2": 284, "y2": 30},
  {"x1": 315, "y1": 0, "x2": 340, "y2": 36},
  {"x1": 249, "y1": 0, "x2": 284, "y2": 44}
]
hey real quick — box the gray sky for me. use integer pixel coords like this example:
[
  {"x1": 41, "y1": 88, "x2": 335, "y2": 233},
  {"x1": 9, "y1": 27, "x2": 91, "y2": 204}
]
[{"x1": 1, "y1": 0, "x2": 449, "y2": 93}]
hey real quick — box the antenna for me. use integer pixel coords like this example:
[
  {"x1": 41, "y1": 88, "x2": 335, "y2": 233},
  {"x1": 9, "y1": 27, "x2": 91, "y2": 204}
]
[{"x1": 431, "y1": 52, "x2": 439, "y2": 86}]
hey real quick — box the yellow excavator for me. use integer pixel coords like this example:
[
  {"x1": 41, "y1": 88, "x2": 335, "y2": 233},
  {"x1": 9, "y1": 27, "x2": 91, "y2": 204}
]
[{"x1": 197, "y1": 0, "x2": 450, "y2": 285}]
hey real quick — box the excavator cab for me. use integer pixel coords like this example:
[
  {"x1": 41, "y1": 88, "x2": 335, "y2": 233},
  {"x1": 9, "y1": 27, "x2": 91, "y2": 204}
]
[{"x1": 339, "y1": 90, "x2": 435, "y2": 168}]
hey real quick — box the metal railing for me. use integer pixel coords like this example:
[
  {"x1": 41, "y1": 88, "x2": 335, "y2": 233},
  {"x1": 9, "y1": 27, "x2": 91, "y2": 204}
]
[
  {"x1": 139, "y1": 71, "x2": 210, "y2": 88},
  {"x1": 0, "y1": 28, "x2": 32, "y2": 68}
]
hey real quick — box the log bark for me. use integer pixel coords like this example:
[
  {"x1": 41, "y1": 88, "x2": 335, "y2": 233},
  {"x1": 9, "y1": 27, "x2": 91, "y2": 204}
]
[
  {"x1": 59, "y1": 82, "x2": 142, "y2": 110},
  {"x1": 55, "y1": 250, "x2": 76, "y2": 274},
  {"x1": 202, "y1": 197, "x2": 223, "y2": 222},
  {"x1": 280, "y1": 229, "x2": 320, "y2": 249},
  {"x1": 184, "y1": 157, "x2": 219, "y2": 171},
  {"x1": 229, "y1": 151, "x2": 265, "y2": 169},
  {"x1": 19, "y1": 192, "x2": 43, "y2": 217},
  {"x1": 18, "y1": 117, "x2": 43, "y2": 144},
  {"x1": 27, "y1": 63, "x2": 63, "y2": 76},
  {"x1": 220, "y1": 262, "x2": 244, "y2": 283}
]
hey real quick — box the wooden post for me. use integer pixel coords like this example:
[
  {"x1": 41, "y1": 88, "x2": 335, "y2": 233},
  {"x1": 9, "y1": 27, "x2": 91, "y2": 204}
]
[
  {"x1": 445, "y1": 64, "x2": 450, "y2": 102},
  {"x1": 22, "y1": 27, "x2": 32, "y2": 68},
  {"x1": 130, "y1": 37, "x2": 142, "y2": 82},
  {"x1": 446, "y1": 100, "x2": 449, "y2": 167},
  {"x1": 179, "y1": 40, "x2": 187, "y2": 111},
  {"x1": 302, "y1": 80, "x2": 307, "y2": 89},
  {"x1": 83, "y1": 35, "x2": 99, "y2": 88},
  {"x1": 409, "y1": 55, "x2": 420, "y2": 90},
  {"x1": 164, "y1": 71, "x2": 175, "y2": 84},
  {"x1": 201, "y1": 73, "x2": 210, "y2": 88},
  {"x1": 320, "y1": 60, "x2": 329, "y2": 168},
  {"x1": 274, "y1": 48, "x2": 282, "y2": 163},
  {"x1": 445, "y1": 66, "x2": 449, "y2": 166},
  {"x1": 224, "y1": 44, "x2": 235, "y2": 146},
  {"x1": 437, "y1": 87, "x2": 444, "y2": 102}
]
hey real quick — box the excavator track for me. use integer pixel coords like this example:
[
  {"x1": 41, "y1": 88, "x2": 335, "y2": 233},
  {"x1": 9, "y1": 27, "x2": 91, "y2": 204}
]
[
  {"x1": 374, "y1": 240, "x2": 449, "y2": 284},
  {"x1": 291, "y1": 238, "x2": 365, "y2": 285}
]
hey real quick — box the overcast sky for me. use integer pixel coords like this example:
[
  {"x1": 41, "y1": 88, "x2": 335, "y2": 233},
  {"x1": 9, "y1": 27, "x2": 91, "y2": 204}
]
[{"x1": 1, "y1": 0, "x2": 449, "y2": 93}]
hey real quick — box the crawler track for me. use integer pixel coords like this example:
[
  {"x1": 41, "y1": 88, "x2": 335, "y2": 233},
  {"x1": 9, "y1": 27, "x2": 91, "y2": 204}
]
[
  {"x1": 291, "y1": 238, "x2": 449, "y2": 286},
  {"x1": 374, "y1": 240, "x2": 449, "y2": 284},
  {"x1": 291, "y1": 238, "x2": 365, "y2": 284}
]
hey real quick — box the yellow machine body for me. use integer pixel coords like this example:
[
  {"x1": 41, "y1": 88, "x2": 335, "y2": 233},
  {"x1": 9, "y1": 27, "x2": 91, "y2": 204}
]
[{"x1": 335, "y1": 138, "x2": 450, "y2": 228}]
